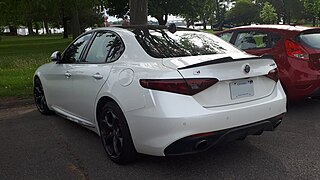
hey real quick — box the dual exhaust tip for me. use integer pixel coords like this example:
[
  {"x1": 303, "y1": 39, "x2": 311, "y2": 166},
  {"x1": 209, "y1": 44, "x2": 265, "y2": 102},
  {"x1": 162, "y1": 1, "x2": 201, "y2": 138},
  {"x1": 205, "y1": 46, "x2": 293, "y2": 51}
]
[
  {"x1": 194, "y1": 139, "x2": 209, "y2": 151},
  {"x1": 193, "y1": 120, "x2": 282, "y2": 152}
]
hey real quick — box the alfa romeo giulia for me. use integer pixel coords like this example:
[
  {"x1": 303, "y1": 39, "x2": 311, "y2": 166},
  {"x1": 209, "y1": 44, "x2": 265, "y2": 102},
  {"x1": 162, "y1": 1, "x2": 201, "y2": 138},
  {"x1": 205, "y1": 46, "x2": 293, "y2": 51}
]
[{"x1": 34, "y1": 25, "x2": 286, "y2": 164}]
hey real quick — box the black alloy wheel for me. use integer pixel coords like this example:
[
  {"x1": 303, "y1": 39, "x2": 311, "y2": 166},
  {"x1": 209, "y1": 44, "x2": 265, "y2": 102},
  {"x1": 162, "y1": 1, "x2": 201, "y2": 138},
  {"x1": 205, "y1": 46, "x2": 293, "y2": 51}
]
[
  {"x1": 34, "y1": 78, "x2": 52, "y2": 115},
  {"x1": 98, "y1": 101, "x2": 137, "y2": 164}
]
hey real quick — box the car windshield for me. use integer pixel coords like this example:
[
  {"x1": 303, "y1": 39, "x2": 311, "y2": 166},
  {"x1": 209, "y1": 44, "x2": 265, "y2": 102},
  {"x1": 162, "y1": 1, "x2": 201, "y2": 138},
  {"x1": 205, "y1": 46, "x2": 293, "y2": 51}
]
[
  {"x1": 134, "y1": 28, "x2": 240, "y2": 58},
  {"x1": 299, "y1": 32, "x2": 320, "y2": 49}
]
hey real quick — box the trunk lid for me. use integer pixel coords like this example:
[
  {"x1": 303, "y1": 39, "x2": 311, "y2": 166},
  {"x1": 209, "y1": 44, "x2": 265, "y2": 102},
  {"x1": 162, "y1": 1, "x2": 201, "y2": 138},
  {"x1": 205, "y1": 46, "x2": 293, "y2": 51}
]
[{"x1": 163, "y1": 53, "x2": 278, "y2": 107}]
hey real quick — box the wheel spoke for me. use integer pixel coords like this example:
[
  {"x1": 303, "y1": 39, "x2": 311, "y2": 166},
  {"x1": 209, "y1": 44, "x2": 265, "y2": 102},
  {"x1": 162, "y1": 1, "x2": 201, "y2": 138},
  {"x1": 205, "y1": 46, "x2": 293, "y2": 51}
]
[
  {"x1": 39, "y1": 97, "x2": 44, "y2": 110},
  {"x1": 34, "y1": 87, "x2": 42, "y2": 95},
  {"x1": 106, "y1": 111, "x2": 115, "y2": 128},
  {"x1": 113, "y1": 136, "x2": 121, "y2": 156},
  {"x1": 41, "y1": 96, "x2": 47, "y2": 106},
  {"x1": 35, "y1": 95, "x2": 42, "y2": 101},
  {"x1": 105, "y1": 131, "x2": 113, "y2": 141},
  {"x1": 100, "y1": 108, "x2": 124, "y2": 158}
]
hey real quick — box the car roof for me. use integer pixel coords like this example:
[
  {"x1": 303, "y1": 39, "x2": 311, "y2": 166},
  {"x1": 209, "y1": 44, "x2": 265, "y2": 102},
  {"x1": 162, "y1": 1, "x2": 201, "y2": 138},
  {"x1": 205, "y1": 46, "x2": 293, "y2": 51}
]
[
  {"x1": 85, "y1": 25, "x2": 199, "y2": 35},
  {"x1": 227, "y1": 24, "x2": 319, "y2": 32}
]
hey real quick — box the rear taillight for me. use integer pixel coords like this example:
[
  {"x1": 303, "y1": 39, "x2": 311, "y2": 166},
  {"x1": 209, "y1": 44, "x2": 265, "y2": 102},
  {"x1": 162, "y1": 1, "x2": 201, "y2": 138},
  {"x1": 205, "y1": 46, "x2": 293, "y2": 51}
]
[
  {"x1": 140, "y1": 78, "x2": 219, "y2": 95},
  {"x1": 265, "y1": 68, "x2": 279, "y2": 82},
  {"x1": 285, "y1": 40, "x2": 309, "y2": 60}
]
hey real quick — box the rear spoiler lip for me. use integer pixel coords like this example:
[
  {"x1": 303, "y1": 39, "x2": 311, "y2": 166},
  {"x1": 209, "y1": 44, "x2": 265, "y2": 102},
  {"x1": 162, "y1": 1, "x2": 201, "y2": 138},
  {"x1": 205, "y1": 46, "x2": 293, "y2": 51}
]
[
  {"x1": 177, "y1": 54, "x2": 274, "y2": 70},
  {"x1": 299, "y1": 28, "x2": 320, "y2": 35}
]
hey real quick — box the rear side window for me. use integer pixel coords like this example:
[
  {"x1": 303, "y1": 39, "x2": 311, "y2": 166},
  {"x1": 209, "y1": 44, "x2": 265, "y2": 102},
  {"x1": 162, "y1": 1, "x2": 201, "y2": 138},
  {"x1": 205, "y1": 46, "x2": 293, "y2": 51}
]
[
  {"x1": 85, "y1": 31, "x2": 124, "y2": 63},
  {"x1": 135, "y1": 29, "x2": 240, "y2": 58},
  {"x1": 235, "y1": 31, "x2": 270, "y2": 50},
  {"x1": 298, "y1": 33, "x2": 320, "y2": 49}
]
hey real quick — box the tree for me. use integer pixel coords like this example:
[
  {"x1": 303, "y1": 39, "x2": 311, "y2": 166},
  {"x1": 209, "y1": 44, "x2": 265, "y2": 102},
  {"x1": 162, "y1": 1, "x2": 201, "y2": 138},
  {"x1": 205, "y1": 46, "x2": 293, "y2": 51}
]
[
  {"x1": 148, "y1": 0, "x2": 188, "y2": 25},
  {"x1": 226, "y1": 0, "x2": 259, "y2": 25},
  {"x1": 0, "y1": 0, "x2": 103, "y2": 38},
  {"x1": 254, "y1": 0, "x2": 305, "y2": 24},
  {"x1": 0, "y1": 0, "x2": 20, "y2": 34},
  {"x1": 105, "y1": 0, "x2": 129, "y2": 19},
  {"x1": 260, "y1": 2, "x2": 277, "y2": 24},
  {"x1": 302, "y1": 0, "x2": 320, "y2": 26},
  {"x1": 179, "y1": 0, "x2": 217, "y2": 30},
  {"x1": 106, "y1": 0, "x2": 192, "y2": 25}
]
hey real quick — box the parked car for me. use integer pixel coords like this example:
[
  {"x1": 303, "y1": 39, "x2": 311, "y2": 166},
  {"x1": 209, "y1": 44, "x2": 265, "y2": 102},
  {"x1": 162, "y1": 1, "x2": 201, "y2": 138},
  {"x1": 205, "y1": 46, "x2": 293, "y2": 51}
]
[
  {"x1": 34, "y1": 26, "x2": 286, "y2": 164},
  {"x1": 216, "y1": 25, "x2": 320, "y2": 100}
]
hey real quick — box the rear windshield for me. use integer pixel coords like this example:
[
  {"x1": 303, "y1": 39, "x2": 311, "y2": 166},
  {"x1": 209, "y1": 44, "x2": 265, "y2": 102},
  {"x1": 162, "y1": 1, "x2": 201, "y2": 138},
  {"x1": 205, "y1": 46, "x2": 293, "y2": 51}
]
[
  {"x1": 135, "y1": 29, "x2": 240, "y2": 58},
  {"x1": 299, "y1": 32, "x2": 320, "y2": 49}
]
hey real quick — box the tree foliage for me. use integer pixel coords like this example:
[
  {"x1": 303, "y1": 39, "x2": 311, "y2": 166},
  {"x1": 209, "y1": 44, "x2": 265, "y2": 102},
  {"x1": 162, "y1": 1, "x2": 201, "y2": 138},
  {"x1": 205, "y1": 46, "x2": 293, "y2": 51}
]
[
  {"x1": 0, "y1": 0, "x2": 103, "y2": 37},
  {"x1": 260, "y1": 2, "x2": 277, "y2": 24},
  {"x1": 226, "y1": 0, "x2": 259, "y2": 25},
  {"x1": 1, "y1": 0, "x2": 320, "y2": 37},
  {"x1": 302, "y1": 0, "x2": 320, "y2": 26}
]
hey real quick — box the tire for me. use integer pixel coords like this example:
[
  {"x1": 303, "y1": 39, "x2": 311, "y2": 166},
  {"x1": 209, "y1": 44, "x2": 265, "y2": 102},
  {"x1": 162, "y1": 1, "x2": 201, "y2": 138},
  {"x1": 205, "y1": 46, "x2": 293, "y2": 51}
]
[
  {"x1": 98, "y1": 101, "x2": 137, "y2": 164},
  {"x1": 33, "y1": 78, "x2": 53, "y2": 115}
]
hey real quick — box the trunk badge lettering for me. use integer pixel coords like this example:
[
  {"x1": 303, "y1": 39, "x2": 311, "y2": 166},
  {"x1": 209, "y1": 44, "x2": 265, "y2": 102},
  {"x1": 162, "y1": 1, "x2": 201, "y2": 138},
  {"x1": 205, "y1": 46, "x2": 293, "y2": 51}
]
[{"x1": 193, "y1": 70, "x2": 201, "y2": 75}]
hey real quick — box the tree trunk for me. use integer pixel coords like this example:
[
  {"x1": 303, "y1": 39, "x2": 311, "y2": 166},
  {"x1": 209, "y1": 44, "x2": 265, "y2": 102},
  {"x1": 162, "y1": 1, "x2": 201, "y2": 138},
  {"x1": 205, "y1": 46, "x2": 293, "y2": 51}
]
[
  {"x1": 71, "y1": 6, "x2": 81, "y2": 39},
  {"x1": 62, "y1": 14, "x2": 68, "y2": 39},
  {"x1": 129, "y1": 0, "x2": 148, "y2": 25},
  {"x1": 27, "y1": 21, "x2": 34, "y2": 35},
  {"x1": 44, "y1": 20, "x2": 50, "y2": 34},
  {"x1": 155, "y1": 15, "x2": 168, "y2": 25},
  {"x1": 203, "y1": 19, "x2": 207, "y2": 30},
  {"x1": 313, "y1": 17, "x2": 316, "y2": 27},
  {"x1": 214, "y1": 0, "x2": 223, "y2": 30},
  {"x1": 186, "y1": 19, "x2": 191, "y2": 28},
  {"x1": 9, "y1": 25, "x2": 17, "y2": 35},
  {"x1": 35, "y1": 23, "x2": 39, "y2": 35},
  {"x1": 287, "y1": 12, "x2": 291, "y2": 24}
]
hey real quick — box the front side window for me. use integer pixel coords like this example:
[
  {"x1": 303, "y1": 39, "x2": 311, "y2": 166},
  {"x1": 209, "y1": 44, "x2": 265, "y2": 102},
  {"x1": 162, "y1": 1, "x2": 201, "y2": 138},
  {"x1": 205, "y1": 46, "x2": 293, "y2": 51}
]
[
  {"x1": 235, "y1": 31, "x2": 270, "y2": 50},
  {"x1": 62, "y1": 33, "x2": 92, "y2": 63},
  {"x1": 85, "y1": 31, "x2": 125, "y2": 63},
  {"x1": 135, "y1": 29, "x2": 240, "y2": 58}
]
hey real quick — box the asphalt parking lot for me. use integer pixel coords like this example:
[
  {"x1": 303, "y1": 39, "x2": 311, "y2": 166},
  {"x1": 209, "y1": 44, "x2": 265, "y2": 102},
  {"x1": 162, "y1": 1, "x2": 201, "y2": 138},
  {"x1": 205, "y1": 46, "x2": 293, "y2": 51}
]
[{"x1": 0, "y1": 98, "x2": 319, "y2": 179}]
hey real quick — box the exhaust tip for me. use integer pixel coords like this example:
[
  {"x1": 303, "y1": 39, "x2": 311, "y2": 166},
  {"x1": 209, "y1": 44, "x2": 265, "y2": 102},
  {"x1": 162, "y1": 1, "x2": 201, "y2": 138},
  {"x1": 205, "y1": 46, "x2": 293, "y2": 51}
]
[
  {"x1": 273, "y1": 120, "x2": 282, "y2": 129},
  {"x1": 194, "y1": 140, "x2": 208, "y2": 150}
]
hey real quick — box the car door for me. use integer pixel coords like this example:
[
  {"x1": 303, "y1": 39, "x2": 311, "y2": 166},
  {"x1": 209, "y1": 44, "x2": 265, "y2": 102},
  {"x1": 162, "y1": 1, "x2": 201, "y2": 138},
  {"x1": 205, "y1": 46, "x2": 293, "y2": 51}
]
[
  {"x1": 67, "y1": 31, "x2": 125, "y2": 123},
  {"x1": 45, "y1": 33, "x2": 93, "y2": 113}
]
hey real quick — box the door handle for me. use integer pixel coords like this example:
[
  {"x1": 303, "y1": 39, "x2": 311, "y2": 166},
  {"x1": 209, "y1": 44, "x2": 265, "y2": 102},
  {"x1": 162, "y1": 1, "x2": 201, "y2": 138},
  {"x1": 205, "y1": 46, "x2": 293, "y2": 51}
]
[
  {"x1": 65, "y1": 71, "x2": 72, "y2": 78},
  {"x1": 92, "y1": 73, "x2": 103, "y2": 80}
]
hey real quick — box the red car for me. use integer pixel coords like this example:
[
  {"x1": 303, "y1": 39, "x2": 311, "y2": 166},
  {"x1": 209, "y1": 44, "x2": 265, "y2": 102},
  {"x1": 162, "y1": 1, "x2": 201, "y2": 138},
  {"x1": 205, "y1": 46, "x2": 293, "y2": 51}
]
[{"x1": 216, "y1": 25, "x2": 320, "y2": 100}]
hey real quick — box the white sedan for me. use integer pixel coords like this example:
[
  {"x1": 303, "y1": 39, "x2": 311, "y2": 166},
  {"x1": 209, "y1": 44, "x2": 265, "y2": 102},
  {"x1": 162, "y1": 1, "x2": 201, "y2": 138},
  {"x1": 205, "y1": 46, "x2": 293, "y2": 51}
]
[{"x1": 34, "y1": 26, "x2": 286, "y2": 164}]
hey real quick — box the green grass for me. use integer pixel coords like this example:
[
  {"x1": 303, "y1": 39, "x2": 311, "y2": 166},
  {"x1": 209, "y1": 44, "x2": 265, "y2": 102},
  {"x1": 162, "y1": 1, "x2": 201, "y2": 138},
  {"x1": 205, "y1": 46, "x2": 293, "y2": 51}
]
[{"x1": 0, "y1": 35, "x2": 72, "y2": 98}]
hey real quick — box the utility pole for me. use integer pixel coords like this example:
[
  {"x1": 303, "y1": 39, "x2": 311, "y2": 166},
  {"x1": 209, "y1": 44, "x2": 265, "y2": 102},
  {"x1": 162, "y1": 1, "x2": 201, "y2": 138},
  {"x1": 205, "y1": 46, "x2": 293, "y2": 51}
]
[{"x1": 129, "y1": 0, "x2": 148, "y2": 25}]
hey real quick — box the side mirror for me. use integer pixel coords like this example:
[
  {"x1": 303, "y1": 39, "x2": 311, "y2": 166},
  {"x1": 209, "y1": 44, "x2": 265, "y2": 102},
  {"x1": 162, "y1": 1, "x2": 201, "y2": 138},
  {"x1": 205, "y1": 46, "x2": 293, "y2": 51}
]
[{"x1": 50, "y1": 51, "x2": 62, "y2": 62}]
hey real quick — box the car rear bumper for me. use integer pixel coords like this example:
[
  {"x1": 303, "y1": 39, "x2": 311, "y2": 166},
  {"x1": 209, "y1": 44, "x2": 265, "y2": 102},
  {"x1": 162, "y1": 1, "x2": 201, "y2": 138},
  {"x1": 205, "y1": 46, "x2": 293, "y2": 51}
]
[
  {"x1": 164, "y1": 113, "x2": 284, "y2": 156},
  {"x1": 284, "y1": 78, "x2": 320, "y2": 100},
  {"x1": 125, "y1": 82, "x2": 286, "y2": 156},
  {"x1": 284, "y1": 57, "x2": 320, "y2": 100},
  {"x1": 311, "y1": 87, "x2": 320, "y2": 98}
]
